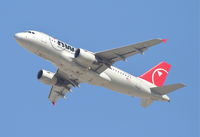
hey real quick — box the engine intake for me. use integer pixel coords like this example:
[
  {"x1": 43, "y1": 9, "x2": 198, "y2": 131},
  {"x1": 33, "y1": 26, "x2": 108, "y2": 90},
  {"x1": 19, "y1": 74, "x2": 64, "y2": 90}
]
[
  {"x1": 37, "y1": 70, "x2": 57, "y2": 85},
  {"x1": 74, "y1": 48, "x2": 98, "y2": 67}
]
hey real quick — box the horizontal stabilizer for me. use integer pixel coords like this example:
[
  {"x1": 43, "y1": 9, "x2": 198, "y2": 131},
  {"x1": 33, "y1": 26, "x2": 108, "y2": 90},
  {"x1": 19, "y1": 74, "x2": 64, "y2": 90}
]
[{"x1": 151, "y1": 83, "x2": 185, "y2": 95}]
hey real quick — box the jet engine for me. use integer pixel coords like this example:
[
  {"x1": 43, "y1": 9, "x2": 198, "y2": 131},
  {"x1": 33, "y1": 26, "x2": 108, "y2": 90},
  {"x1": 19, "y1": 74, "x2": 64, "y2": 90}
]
[
  {"x1": 37, "y1": 70, "x2": 57, "y2": 85},
  {"x1": 74, "y1": 48, "x2": 98, "y2": 67}
]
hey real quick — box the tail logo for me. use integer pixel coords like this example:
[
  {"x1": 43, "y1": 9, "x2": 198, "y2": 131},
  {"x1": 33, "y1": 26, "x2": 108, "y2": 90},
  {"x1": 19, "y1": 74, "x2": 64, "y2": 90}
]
[
  {"x1": 152, "y1": 68, "x2": 168, "y2": 86},
  {"x1": 157, "y1": 71, "x2": 162, "y2": 77}
]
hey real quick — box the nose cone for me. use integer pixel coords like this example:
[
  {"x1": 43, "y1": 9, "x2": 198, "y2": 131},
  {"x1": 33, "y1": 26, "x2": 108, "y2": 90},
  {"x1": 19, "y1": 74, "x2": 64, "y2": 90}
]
[
  {"x1": 14, "y1": 32, "x2": 25, "y2": 41},
  {"x1": 14, "y1": 32, "x2": 29, "y2": 48},
  {"x1": 14, "y1": 31, "x2": 38, "y2": 53}
]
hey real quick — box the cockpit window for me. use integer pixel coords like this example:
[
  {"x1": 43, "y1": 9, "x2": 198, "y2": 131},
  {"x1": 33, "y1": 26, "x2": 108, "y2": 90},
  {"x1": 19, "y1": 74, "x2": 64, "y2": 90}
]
[
  {"x1": 57, "y1": 41, "x2": 61, "y2": 45},
  {"x1": 26, "y1": 31, "x2": 35, "y2": 34}
]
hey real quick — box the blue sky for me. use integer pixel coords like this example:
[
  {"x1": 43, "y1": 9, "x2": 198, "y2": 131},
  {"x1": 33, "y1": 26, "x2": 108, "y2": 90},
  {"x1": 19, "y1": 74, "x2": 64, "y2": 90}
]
[{"x1": 0, "y1": 0, "x2": 199, "y2": 137}]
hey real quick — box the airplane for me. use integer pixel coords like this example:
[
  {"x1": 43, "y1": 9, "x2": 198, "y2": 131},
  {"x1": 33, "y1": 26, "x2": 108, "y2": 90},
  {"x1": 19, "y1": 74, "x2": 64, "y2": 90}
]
[{"x1": 14, "y1": 30, "x2": 185, "y2": 107}]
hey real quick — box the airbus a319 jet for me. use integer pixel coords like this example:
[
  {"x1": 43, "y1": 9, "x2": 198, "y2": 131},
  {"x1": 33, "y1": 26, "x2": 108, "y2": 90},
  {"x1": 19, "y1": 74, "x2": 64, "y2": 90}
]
[{"x1": 14, "y1": 30, "x2": 185, "y2": 107}]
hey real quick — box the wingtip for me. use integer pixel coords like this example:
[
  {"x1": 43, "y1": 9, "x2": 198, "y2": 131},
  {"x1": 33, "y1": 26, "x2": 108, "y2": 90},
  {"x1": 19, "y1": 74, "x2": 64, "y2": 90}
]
[
  {"x1": 161, "y1": 39, "x2": 168, "y2": 43},
  {"x1": 180, "y1": 83, "x2": 186, "y2": 87}
]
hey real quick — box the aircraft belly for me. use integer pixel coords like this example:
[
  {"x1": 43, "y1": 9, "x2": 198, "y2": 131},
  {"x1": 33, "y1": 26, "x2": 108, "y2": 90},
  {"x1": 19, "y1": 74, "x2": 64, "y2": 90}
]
[
  {"x1": 43, "y1": 46, "x2": 150, "y2": 98},
  {"x1": 52, "y1": 56, "x2": 150, "y2": 98},
  {"x1": 102, "y1": 81, "x2": 142, "y2": 97},
  {"x1": 55, "y1": 59, "x2": 109, "y2": 85}
]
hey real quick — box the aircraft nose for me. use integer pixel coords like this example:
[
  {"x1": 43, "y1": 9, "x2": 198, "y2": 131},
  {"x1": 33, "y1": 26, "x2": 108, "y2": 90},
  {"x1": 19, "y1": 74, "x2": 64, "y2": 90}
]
[
  {"x1": 14, "y1": 32, "x2": 28, "y2": 47},
  {"x1": 14, "y1": 32, "x2": 24, "y2": 40}
]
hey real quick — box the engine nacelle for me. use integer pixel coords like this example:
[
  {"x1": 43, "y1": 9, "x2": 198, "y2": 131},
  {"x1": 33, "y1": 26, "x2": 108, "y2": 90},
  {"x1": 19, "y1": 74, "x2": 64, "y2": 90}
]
[
  {"x1": 37, "y1": 70, "x2": 57, "y2": 85},
  {"x1": 74, "y1": 48, "x2": 98, "y2": 67}
]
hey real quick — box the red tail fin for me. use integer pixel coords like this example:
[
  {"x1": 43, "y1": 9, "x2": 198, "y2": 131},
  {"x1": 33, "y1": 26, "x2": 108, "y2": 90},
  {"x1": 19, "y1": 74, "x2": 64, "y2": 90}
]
[{"x1": 139, "y1": 62, "x2": 171, "y2": 86}]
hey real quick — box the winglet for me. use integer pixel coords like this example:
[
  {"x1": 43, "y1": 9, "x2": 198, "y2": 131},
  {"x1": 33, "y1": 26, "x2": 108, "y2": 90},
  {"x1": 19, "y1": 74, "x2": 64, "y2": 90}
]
[{"x1": 162, "y1": 39, "x2": 168, "y2": 43}]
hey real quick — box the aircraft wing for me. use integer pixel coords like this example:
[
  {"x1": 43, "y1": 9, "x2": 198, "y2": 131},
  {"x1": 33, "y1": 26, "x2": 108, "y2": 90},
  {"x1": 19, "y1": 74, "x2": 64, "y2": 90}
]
[
  {"x1": 48, "y1": 86, "x2": 70, "y2": 105},
  {"x1": 48, "y1": 69, "x2": 80, "y2": 105},
  {"x1": 95, "y1": 39, "x2": 166, "y2": 64}
]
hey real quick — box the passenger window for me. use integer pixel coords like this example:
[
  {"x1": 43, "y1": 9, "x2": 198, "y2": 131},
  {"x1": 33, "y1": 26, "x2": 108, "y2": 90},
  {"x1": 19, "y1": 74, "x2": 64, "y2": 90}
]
[
  {"x1": 65, "y1": 44, "x2": 69, "y2": 49},
  {"x1": 61, "y1": 43, "x2": 65, "y2": 47},
  {"x1": 57, "y1": 41, "x2": 61, "y2": 45}
]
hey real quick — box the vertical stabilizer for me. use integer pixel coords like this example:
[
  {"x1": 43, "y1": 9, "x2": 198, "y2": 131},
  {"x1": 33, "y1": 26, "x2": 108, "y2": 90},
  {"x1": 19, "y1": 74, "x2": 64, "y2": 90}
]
[{"x1": 139, "y1": 62, "x2": 171, "y2": 86}]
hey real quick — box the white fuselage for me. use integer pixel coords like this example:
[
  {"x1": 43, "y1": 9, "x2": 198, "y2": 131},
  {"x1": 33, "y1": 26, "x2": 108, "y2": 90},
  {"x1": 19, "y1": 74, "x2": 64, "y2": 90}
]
[{"x1": 15, "y1": 30, "x2": 166, "y2": 101}]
